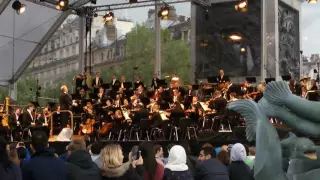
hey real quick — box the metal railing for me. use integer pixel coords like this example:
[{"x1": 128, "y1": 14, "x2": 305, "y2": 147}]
[{"x1": 50, "y1": 110, "x2": 74, "y2": 137}]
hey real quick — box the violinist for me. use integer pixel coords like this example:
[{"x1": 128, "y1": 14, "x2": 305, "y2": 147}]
[
  {"x1": 122, "y1": 98, "x2": 132, "y2": 111},
  {"x1": 114, "y1": 94, "x2": 122, "y2": 108},
  {"x1": 97, "y1": 87, "x2": 106, "y2": 103},
  {"x1": 150, "y1": 103, "x2": 163, "y2": 128},
  {"x1": 172, "y1": 89, "x2": 182, "y2": 103},
  {"x1": 229, "y1": 92, "x2": 238, "y2": 102},
  {"x1": 120, "y1": 76, "x2": 126, "y2": 90},
  {"x1": 209, "y1": 91, "x2": 227, "y2": 116},
  {"x1": 254, "y1": 84, "x2": 264, "y2": 102}
]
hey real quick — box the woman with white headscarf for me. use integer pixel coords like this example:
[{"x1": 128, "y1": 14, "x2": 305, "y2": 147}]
[
  {"x1": 228, "y1": 143, "x2": 253, "y2": 180},
  {"x1": 164, "y1": 145, "x2": 193, "y2": 180}
]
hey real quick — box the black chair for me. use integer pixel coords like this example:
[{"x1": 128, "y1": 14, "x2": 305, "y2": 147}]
[
  {"x1": 179, "y1": 118, "x2": 197, "y2": 140},
  {"x1": 139, "y1": 119, "x2": 152, "y2": 141},
  {"x1": 169, "y1": 116, "x2": 180, "y2": 141}
]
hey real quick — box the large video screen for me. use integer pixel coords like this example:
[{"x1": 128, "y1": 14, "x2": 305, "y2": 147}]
[{"x1": 195, "y1": 0, "x2": 261, "y2": 79}]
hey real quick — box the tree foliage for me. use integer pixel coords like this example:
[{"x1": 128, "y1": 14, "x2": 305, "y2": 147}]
[{"x1": 100, "y1": 24, "x2": 191, "y2": 86}]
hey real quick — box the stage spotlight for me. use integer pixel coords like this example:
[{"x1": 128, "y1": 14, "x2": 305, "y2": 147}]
[
  {"x1": 240, "y1": 47, "x2": 246, "y2": 52},
  {"x1": 56, "y1": 4, "x2": 61, "y2": 10},
  {"x1": 59, "y1": 0, "x2": 67, "y2": 7},
  {"x1": 308, "y1": 0, "x2": 317, "y2": 3},
  {"x1": 158, "y1": 5, "x2": 170, "y2": 19},
  {"x1": 229, "y1": 34, "x2": 242, "y2": 41},
  {"x1": 235, "y1": 0, "x2": 248, "y2": 12},
  {"x1": 103, "y1": 11, "x2": 114, "y2": 24},
  {"x1": 12, "y1": 0, "x2": 26, "y2": 14}
]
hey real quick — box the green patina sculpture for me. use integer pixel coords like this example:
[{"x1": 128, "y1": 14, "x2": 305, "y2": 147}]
[{"x1": 227, "y1": 81, "x2": 320, "y2": 180}]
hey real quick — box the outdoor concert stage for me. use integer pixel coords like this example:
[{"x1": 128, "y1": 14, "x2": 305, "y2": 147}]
[{"x1": 44, "y1": 126, "x2": 303, "y2": 155}]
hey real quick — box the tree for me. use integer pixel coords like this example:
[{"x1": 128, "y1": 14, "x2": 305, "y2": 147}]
[
  {"x1": 0, "y1": 87, "x2": 8, "y2": 103},
  {"x1": 101, "y1": 24, "x2": 191, "y2": 86}
]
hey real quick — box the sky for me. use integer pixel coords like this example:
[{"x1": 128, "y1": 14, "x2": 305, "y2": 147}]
[
  {"x1": 92, "y1": 0, "x2": 317, "y2": 56},
  {"x1": 301, "y1": 2, "x2": 320, "y2": 57}
]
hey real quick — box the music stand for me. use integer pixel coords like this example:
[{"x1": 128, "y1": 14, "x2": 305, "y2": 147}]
[
  {"x1": 124, "y1": 82, "x2": 132, "y2": 89},
  {"x1": 281, "y1": 75, "x2": 291, "y2": 81},
  {"x1": 192, "y1": 85, "x2": 199, "y2": 91},
  {"x1": 158, "y1": 79, "x2": 167, "y2": 87},
  {"x1": 265, "y1": 78, "x2": 276, "y2": 84},
  {"x1": 48, "y1": 102, "x2": 56, "y2": 111},
  {"x1": 207, "y1": 76, "x2": 219, "y2": 84},
  {"x1": 245, "y1": 77, "x2": 257, "y2": 84},
  {"x1": 89, "y1": 93, "x2": 98, "y2": 100},
  {"x1": 100, "y1": 83, "x2": 110, "y2": 90}
]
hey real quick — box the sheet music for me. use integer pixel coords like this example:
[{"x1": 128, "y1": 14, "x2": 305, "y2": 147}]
[
  {"x1": 159, "y1": 111, "x2": 169, "y2": 120},
  {"x1": 199, "y1": 102, "x2": 211, "y2": 111},
  {"x1": 122, "y1": 110, "x2": 131, "y2": 120}
]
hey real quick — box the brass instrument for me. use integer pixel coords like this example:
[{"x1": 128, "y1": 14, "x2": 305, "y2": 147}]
[{"x1": 1, "y1": 97, "x2": 9, "y2": 127}]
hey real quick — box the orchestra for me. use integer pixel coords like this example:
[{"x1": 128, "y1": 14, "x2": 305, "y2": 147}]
[{"x1": 1, "y1": 69, "x2": 319, "y2": 142}]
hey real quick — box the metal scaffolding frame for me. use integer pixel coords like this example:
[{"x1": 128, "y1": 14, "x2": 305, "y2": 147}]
[
  {"x1": 91, "y1": 0, "x2": 210, "y2": 11},
  {"x1": 11, "y1": 0, "x2": 92, "y2": 83}
]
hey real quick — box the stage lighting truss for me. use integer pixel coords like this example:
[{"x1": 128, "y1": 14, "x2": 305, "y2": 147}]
[{"x1": 91, "y1": 0, "x2": 210, "y2": 12}]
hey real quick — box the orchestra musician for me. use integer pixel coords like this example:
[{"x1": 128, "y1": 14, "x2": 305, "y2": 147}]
[
  {"x1": 172, "y1": 89, "x2": 183, "y2": 103},
  {"x1": 75, "y1": 73, "x2": 84, "y2": 93},
  {"x1": 9, "y1": 107, "x2": 22, "y2": 140},
  {"x1": 59, "y1": 85, "x2": 73, "y2": 128},
  {"x1": 22, "y1": 103, "x2": 35, "y2": 128},
  {"x1": 120, "y1": 76, "x2": 126, "y2": 90},
  {"x1": 97, "y1": 87, "x2": 106, "y2": 103},
  {"x1": 186, "y1": 84, "x2": 196, "y2": 97},
  {"x1": 151, "y1": 74, "x2": 160, "y2": 90},
  {"x1": 217, "y1": 69, "x2": 229, "y2": 83},
  {"x1": 310, "y1": 79, "x2": 318, "y2": 91},
  {"x1": 92, "y1": 72, "x2": 103, "y2": 94},
  {"x1": 111, "y1": 74, "x2": 120, "y2": 87},
  {"x1": 170, "y1": 73, "x2": 180, "y2": 89},
  {"x1": 134, "y1": 76, "x2": 144, "y2": 90},
  {"x1": 254, "y1": 84, "x2": 264, "y2": 102}
]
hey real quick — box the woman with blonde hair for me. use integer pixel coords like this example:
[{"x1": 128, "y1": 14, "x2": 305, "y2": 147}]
[{"x1": 100, "y1": 144, "x2": 142, "y2": 180}]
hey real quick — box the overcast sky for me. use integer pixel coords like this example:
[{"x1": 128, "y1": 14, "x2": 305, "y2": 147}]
[
  {"x1": 301, "y1": 3, "x2": 320, "y2": 57},
  {"x1": 93, "y1": 0, "x2": 318, "y2": 56}
]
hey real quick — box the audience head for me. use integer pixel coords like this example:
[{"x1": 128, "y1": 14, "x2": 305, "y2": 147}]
[
  {"x1": 202, "y1": 143, "x2": 213, "y2": 148},
  {"x1": 139, "y1": 142, "x2": 157, "y2": 179},
  {"x1": 67, "y1": 138, "x2": 86, "y2": 155},
  {"x1": 217, "y1": 150, "x2": 230, "y2": 165},
  {"x1": 0, "y1": 137, "x2": 9, "y2": 163},
  {"x1": 31, "y1": 131, "x2": 49, "y2": 153},
  {"x1": 165, "y1": 145, "x2": 188, "y2": 171},
  {"x1": 154, "y1": 144, "x2": 163, "y2": 158},
  {"x1": 230, "y1": 143, "x2": 247, "y2": 162},
  {"x1": 167, "y1": 143, "x2": 176, "y2": 154},
  {"x1": 248, "y1": 146, "x2": 256, "y2": 156},
  {"x1": 198, "y1": 146, "x2": 215, "y2": 161},
  {"x1": 90, "y1": 142, "x2": 103, "y2": 156},
  {"x1": 101, "y1": 144, "x2": 124, "y2": 170}
]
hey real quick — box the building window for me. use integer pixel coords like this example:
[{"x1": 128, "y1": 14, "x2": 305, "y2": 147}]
[{"x1": 101, "y1": 53, "x2": 104, "y2": 62}]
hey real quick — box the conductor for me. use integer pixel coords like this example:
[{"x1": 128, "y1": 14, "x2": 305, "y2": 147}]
[{"x1": 59, "y1": 85, "x2": 72, "y2": 128}]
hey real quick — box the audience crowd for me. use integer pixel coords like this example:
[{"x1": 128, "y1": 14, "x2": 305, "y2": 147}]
[{"x1": 0, "y1": 131, "x2": 256, "y2": 180}]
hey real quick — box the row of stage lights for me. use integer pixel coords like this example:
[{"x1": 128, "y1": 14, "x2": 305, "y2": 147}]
[
  {"x1": 11, "y1": 0, "x2": 318, "y2": 15},
  {"x1": 11, "y1": 0, "x2": 171, "y2": 25}
]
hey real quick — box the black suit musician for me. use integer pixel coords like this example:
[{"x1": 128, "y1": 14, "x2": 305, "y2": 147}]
[
  {"x1": 92, "y1": 72, "x2": 103, "y2": 94},
  {"x1": 134, "y1": 76, "x2": 144, "y2": 90},
  {"x1": 151, "y1": 74, "x2": 160, "y2": 89},
  {"x1": 111, "y1": 74, "x2": 120, "y2": 90},
  {"x1": 9, "y1": 108, "x2": 22, "y2": 130},
  {"x1": 22, "y1": 103, "x2": 35, "y2": 128},
  {"x1": 59, "y1": 85, "x2": 73, "y2": 128},
  {"x1": 217, "y1": 69, "x2": 229, "y2": 83}
]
